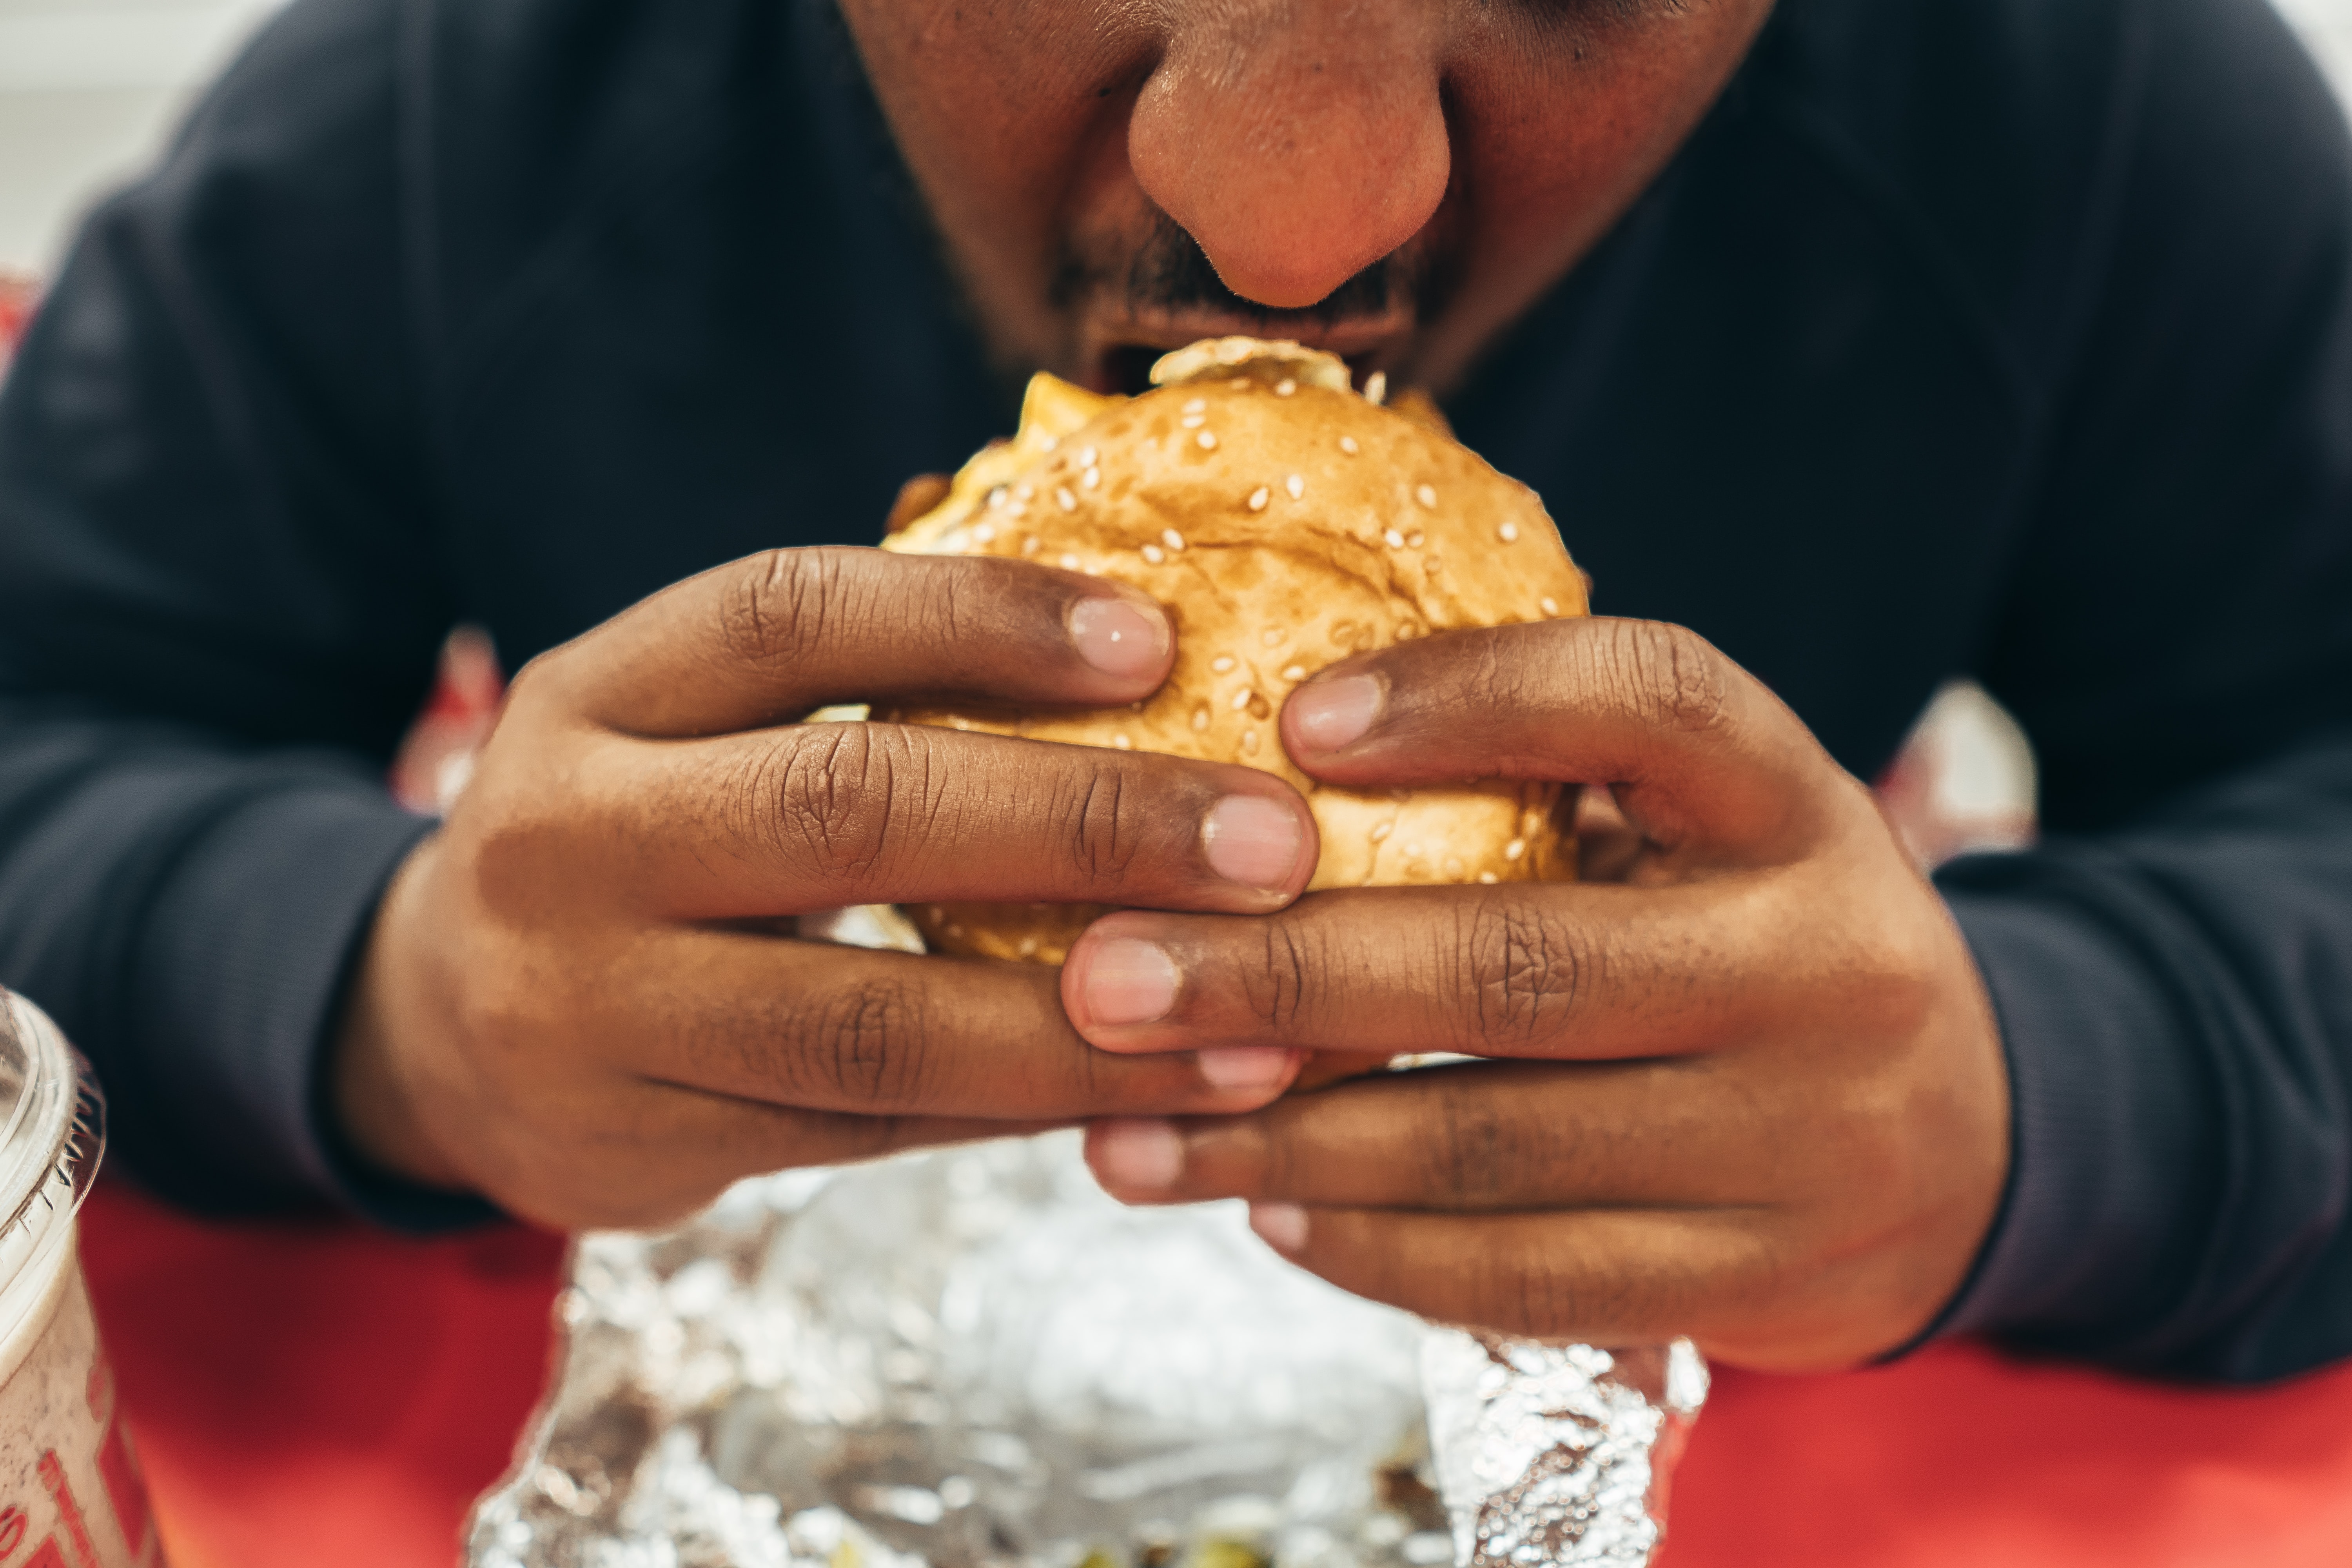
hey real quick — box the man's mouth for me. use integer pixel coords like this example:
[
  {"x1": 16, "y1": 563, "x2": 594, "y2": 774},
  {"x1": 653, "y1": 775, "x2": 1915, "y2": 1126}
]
[
  {"x1": 1054, "y1": 211, "x2": 1428, "y2": 395},
  {"x1": 1082, "y1": 312, "x2": 1414, "y2": 396}
]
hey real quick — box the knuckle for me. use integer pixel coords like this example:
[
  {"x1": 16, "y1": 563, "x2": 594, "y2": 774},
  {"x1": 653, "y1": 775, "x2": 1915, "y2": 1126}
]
[
  {"x1": 735, "y1": 724, "x2": 946, "y2": 892},
  {"x1": 1460, "y1": 895, "x2": 1590, "y2": 1050},
  {"x1": 791, "y1": 976, "x2": 932, "y2": 1105},
  {"x1": 1046, "y1": 763, "x2": 1149, "y2": 892},
  {"x1": 1601, "y1": 620, "x2": 1735, "y2": 735},
  {"x1": 1418, "y1": 1080, "x2": 1531, "y2": 1204},
  {"x1": 715, "y1": 547, "x2": 874, "y2": 679},
  {"x1": 499, "y1": 649, "x2": 563, "y2": 717},
  {"x1": 1240, "y1": 916, "x2": 1330, "y2": 1035}
]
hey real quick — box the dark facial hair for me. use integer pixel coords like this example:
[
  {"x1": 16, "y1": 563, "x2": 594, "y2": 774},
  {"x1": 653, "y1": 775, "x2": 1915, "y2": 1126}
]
[{"x1": 1049, "y1": 210, "x2": 1444, "y2": 331}]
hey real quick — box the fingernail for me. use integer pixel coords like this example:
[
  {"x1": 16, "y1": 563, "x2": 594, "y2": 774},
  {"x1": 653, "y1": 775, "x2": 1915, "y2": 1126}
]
[
  {"x1": 1080, "y1": 937, "x2": 1180, "y2": 1026},
  {"x1": 1196, "y1": 1046, "x2": 1295, "y2": 1091},
  {"x1": 1069, "y1": 595, "x2": 1171, "y2": 680},
  {"x1": 1201, "y1": 794, "x2": 1305, "y2": 891},
  {"x1": 1289, "y1": 674, "x2": 1383, "y2": 751},
  {"x1": 1250, "y1": 1201, "x2": 1310, "y2": 1254},
  {"x1": 1091, "y1": 1118, "x2": 1184, "y2": 1192}
]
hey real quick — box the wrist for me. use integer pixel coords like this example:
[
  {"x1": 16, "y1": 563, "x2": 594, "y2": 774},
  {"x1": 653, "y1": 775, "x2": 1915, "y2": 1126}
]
[{"x1": 329, "y1": 835, "x2": 475, "y2": 1194}]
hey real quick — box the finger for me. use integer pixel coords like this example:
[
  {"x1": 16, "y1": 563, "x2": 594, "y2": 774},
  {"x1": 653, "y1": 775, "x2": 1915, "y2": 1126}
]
[
  {"x1": 1062, "y1": 883, "x2": 1813, "y2": 1062},
  {"x1": 1232, "y1": 1203, "x2": 1773, "y2": 1349},
  {"x1": 1280, "y1": 616, "x2": 1861, "y2": 861},
  {"x1": 537, "y1": 546, "x2": 1177, "y2": 737},
  {"x1": 493, "y1": 1080, "x2": 1062, "y2": 1231},
  {"x1": 577, "y1": 925, "x2": 1309, "y2": 1119},
  {"x1": 578, "y1": 723, "x2": 1319, "y2": 916},
  {"x1": 1083, "y1": 1056, "x2": 1788, "y2": 1211}
]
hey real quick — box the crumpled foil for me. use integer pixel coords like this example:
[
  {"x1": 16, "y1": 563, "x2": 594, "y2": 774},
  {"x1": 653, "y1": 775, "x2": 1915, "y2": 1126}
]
[
  {"x1": 464, "y1": 1132, "x2": 1704, "y2": 1568},
  {"x1": 1421, "y1": 1337, "x2": 1706, "y2": 1567}
]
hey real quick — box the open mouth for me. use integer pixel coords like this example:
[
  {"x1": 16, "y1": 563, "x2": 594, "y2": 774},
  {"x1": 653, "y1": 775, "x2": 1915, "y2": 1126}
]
[{"x1": 1090, "y1": 337, "x2": 1398, "y2": 397}]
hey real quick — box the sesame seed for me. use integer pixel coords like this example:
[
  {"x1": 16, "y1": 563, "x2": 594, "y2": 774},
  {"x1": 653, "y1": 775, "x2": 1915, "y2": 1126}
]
[
  {"x1": 1081, "y1": 467, "x2": 1100, "y2": 490},
  {"x1": 1479, "y1": 871, "x2": 1498, "y2": 885},
  {"x1": 1112, "y1": 733, "x2": 1132, "y2": 750},
  {"x1": 1191, "y1": 703, "x2": 1210, "y2": 732},
  {"x1": 1181, "y1": 413, "x2": 1206, "y2": 429},
  {"x1": 1261, "y1": 627, "x2": 1285, "y2": 646},
  {"x1": 1403, "y1": 842, "x2": 1422, "y2": 860},
  {"x1": 1014, "y1": 483, "x2": 1034, "y2": 501},
  {"x1": 1039, "y1": 435, "x2": 1058, "y2": 452},
  {"x1": 1364, "y1": 371, "x2": 1388, "y2": 405},
  {"x1": 1142, "y1": 544, "x2": 1166, "y2": 564},
  {"x1": 1183, "y1": 397, "x2": 1207, "y2": 414},
  {"x1": 1162, "y1": 528, "x2": 1186, "y2": 550},
  {"x1": 1541, "y1": 596, "x2": 1560, "y2": 615},
  {"x1": 1275, "y1": 378, "x2": 1296, "y2": 396},
  {"x1": 1443, "y1": 856, "x2": 1465, "y2": 878},
  {"x1": 1339, "y1": 436, "x2": 1359, "y2": 455},
  {"x1": 1499, "y1": 521, "x2": 1520, "y2": 542},
  {"x1": 1281, "y1": 664, "x2": 1305, "y2": 681},
  {"x1": 1212, "y1": 655, "x2": 1237, "y2": 673},
  {"x1": 1231, "y1": 688, "x2": 1253, "y2": 711},
  {"x1": 1286, "y1": 474, "x2": 1304, "y2": 499},
  {"x1": 1055, "y1": 486, "x2": 1076, "y2": 511},
  {"x1": 1197, "y1": 431, "x2": 1218, "y2": 450},
  {"x1": 1406, "y1": 530, "x2": 1425, "y2": 548},
  {"x1": 1079, "y1": 447, "x2": 1098, "y2": 467},
  {"x1": 1505, "y1": 838, "x2": 1526, "y2": 860},
  {"x1": 1416, "y1": 484, "x2": 1437, "y2": 508},
  {"x1": 972, "y1": 522, "x2": 996, "y2": 544},
  {"x1": 986, "y1": 486, "x2": 1008, "y2": 510},
  {"x1": 1241, "y1": 730, "x2": 1259, "y2": 753},
  {"x1": 946, "y1": 922, "x2": 965, "y2": 938},
  {"x1": 1021, "y1": 535, "x2": 1039, "y2": 554},
  {"x1": 1059, "y1": 552, "x2": 1080, "y2": 570},
  {"x1": 929, "y1": 906, "x2": 944, "y2": 920},
  {"x1": 1247, "y1": 486, "x2": 1270, "y2": 512},
  {"x1": 1018, "y1": 936, "x2": 1039, "y2": 956},
  {"x1": 1384, "y1": 528, "x2": 1406, "y2": 548},
  {"x1": 1370, "y1": 822, "x2": 1392, "y2": 842},
  {"x1": 1007, "y1": 502, "x2": 1029, "y2": 517}
]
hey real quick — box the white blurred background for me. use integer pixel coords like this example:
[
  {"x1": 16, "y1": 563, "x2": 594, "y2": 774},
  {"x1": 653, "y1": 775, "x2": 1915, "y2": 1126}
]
[{"x1": 5, "y1": 0, "x2": 2352, "y2": 855}]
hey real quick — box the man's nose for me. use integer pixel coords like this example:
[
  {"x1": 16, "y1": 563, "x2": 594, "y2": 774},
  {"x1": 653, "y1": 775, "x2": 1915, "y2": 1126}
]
[{"x1": 1127, "y1": 0, "x2": 1450, "y2": 310}]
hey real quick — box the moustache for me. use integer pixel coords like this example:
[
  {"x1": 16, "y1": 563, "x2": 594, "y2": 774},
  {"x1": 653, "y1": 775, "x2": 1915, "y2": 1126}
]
[{"x1": 1050, "y1": 211, "x2": 1436, "y2": 330}]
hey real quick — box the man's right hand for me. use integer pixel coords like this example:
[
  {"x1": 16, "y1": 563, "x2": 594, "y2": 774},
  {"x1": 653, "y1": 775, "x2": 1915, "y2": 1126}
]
[{"x1": 332, "y1": 547, "x2": 1320, "y2": 1230}]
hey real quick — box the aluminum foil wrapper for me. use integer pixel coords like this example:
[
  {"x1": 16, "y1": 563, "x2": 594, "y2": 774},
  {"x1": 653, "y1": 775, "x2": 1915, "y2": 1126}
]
[
  {"x1": 1421, "y1": 1337, "x2": 1706, "y2": 1567},
  {"x1": 466, "y1": 912, "x2": 1705, "y2": 1568}
]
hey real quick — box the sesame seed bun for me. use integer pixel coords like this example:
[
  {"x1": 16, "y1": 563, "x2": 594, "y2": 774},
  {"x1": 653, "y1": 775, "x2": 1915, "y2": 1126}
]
[{"x1": 878, "y1": 337, "x2": 1588, "y2": 966}]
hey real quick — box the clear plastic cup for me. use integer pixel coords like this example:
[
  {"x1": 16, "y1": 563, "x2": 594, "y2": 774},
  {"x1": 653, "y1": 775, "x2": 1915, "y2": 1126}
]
[{"x1": 0, "y1": 989, "x2": 162, "y2": 1566}]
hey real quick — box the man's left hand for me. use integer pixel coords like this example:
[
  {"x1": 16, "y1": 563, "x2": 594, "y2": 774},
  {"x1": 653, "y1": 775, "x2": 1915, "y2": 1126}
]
[{"x1": 1063, "y1": 617, "x2": 2011, "y2": 1372}]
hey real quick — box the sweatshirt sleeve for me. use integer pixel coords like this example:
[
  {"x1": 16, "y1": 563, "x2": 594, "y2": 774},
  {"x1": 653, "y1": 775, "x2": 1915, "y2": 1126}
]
[
  {"x1": 1920, "y1": 0, "x2": 2352, "y2": 1380},
  {"x1": 0, "y1": 0, "x2": 482, "y2": 1223},
  {"x1": 1933, "y1": 738, "x2": 2352, "y2": 1380}
]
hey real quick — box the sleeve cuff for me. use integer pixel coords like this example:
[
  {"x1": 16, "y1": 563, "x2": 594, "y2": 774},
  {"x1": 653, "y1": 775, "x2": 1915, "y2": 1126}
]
[
  {"x1": 132, "y1": 775, "x2": 497, "y2": 1230},
  {"x1": 1915, "y1": 863, "x2": 2219, "y2": 1351}
]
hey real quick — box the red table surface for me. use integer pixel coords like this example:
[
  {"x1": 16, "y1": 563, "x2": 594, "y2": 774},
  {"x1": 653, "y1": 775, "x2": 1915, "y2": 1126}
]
[{"x1": 76, "y1": 1181, "x2": 2352, "y2": 1568}]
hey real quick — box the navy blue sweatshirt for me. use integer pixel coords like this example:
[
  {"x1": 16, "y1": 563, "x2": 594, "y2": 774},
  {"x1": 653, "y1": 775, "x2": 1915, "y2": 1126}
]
[{"x1": 2, "y1": 0, "x2": 2350, "y2": 1381}]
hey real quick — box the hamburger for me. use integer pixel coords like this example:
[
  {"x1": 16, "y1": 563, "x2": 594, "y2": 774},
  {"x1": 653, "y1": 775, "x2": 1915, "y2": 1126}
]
[{"x1": 875, "y1": 336, "x2": 1589, "y2": 965}]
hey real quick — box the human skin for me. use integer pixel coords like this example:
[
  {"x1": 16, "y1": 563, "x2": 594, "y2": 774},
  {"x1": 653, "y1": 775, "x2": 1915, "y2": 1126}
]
[{"x1": 337, "y1": 0, "x2": 2011, "y2": 1365}]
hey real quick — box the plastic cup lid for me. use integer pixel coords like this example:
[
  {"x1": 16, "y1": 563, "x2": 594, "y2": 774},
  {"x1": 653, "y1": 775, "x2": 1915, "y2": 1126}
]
[{"x1": 0, "y1": 990, "x2": 105, "y2": 1299}]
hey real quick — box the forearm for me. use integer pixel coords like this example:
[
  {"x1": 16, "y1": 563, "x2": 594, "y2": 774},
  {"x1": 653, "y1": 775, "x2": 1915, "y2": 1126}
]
[{"x1": 1931, "y1": 733, "x2": 2352, "y2": 1380}]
